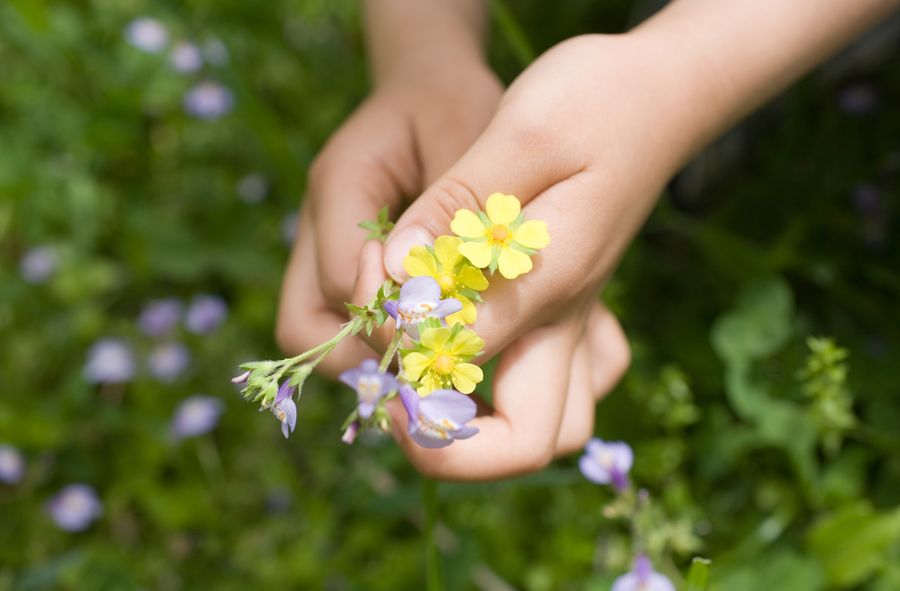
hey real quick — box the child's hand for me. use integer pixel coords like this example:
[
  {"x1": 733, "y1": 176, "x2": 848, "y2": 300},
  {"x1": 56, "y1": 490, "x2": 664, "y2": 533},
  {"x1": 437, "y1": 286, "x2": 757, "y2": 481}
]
[{"x1": 276, "y1": 59, "x2": 501, "y2": 377}]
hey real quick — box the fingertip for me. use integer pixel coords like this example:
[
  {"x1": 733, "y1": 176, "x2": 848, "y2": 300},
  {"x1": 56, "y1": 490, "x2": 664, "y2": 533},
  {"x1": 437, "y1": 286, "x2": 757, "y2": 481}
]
[{"x1": 382, "y1": 227, "x2": 431, "y2": 283}]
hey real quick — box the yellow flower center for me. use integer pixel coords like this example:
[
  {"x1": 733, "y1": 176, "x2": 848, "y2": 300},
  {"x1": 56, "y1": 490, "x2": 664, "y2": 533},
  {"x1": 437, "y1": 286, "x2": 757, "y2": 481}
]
[
  {"x1": 488, "y1": 224, "x2": 511, "y2": 245},
  {"x1": 436, "y1": 273, "x2": 455, "y2": 293},
  {"x1": 433, "y1": 354, "x2": 455, "y2": 375}
]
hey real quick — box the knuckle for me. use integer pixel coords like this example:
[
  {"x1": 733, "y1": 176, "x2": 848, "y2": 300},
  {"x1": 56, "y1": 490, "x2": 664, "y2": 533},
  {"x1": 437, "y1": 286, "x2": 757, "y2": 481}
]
[
  {"x1": 521, "y1": 443, "x2": 555, "y2": 473},
  {"x1": 427, "y1": 176, "x2": 484, "y2": 218}
]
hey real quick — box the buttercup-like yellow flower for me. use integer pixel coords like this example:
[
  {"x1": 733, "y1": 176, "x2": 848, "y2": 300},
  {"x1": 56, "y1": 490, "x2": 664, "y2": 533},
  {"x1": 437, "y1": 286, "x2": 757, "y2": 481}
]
[
  {"x1": 403, "y1": 235, "x2": 489, "y2": 325},
  {"x1": 401, "y1": 326, "x2": 484, "y2": 396},
  {"x1": 450, "y1": 193, "x2": 550, "y2": 279}
]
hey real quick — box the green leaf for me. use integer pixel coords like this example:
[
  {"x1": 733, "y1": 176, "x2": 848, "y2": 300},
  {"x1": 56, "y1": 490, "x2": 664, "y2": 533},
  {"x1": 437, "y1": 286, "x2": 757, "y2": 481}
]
[
  {"x1": 686, "y1": 557, "x2": 711, "y2": 591},
  {"x1": 711, "y1": 277, "x2": 794, "y2": 365}
]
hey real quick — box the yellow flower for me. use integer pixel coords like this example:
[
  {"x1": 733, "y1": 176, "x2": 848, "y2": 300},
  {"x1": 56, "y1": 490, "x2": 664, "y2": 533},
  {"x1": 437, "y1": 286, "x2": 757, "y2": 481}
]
[
  {"x1": 403, "y1": 235, "x2": 489, "y2": 325},
  {"x1": 401, "y1": 326, "x2": 484, "y2": 396},
  {"x1": 450, "y1": 193, "x2": 550, "y2": 280}
]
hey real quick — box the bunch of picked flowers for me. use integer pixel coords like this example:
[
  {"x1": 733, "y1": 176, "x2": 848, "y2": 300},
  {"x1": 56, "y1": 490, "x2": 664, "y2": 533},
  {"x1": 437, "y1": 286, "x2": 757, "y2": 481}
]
[{"x1": 232, "y1": 193, "x2": 550, "y2": 448}]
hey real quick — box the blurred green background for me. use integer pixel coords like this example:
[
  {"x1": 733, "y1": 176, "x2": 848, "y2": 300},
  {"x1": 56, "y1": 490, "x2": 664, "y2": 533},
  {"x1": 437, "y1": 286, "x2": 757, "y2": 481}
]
[{"x1": 1, "y1": 1, "x2": 899, "y2": 589}]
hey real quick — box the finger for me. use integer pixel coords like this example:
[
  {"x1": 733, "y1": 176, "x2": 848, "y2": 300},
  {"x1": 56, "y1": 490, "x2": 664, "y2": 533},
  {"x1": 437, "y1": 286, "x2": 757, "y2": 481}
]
[
  {"x1": 310, "y1": 103, "x2": 418, "y2": 306},
  {"x1": 554, "y1": 323, "x2": 595, "y2": 455},
  {"x1": 348, "y1": 239, "x2": 396, "y2": 355},
  {"x1": 388, "y1": 309, "x2": 585, "y2": 481},
  {"x1": 276, "y1": 202, "x2": 378, "y2": 378},
  {"x1": 382, "y1": 113, "x2": 585, "y2": 282},
  {"x1": 585, "y1": 300, "x2": 631, "y2": 398}
]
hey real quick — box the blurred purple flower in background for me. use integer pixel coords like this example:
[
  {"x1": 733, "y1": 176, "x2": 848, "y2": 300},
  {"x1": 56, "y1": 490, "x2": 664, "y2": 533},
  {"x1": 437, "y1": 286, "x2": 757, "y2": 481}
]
[
  {"x1": 185, "y1": 295, "x2": 227, "y2": 334},
  {"x1": 612, "y1": 554, "x2": 675, "y2": 591},
  {"x1": 579, "y1": 438, "x2": 633, "y2": 492},
  {"x1": 837, "y1": 82, "x2": 879, "y2": 115},
  {"x1": 170, "y1": 41, "x2": 203, "y2": 73},
  {"x1": 137, "y1": 298, "x2": 183, "y2": 337},
  {"x1": 183, "y1": 81, "x2": 234, "y2": 120},
  {"x1": 171, "y1": 395, "x2": 224, "y2": 439},
  {"x1": 281, "y1": 210, "x2": 299, "y2": 245},
  {"x1": 47, "y1": 484, "x2": 103, "y2": 532},
  {"x1": 84, "y1": 338, "x2": 135, "y2": 384},
  {"x1": 237, "y1": 173, "x2": 268, "y2": 204},
  {"x1": 0, "y1": 445, "x2": 25, "y2": 484},
  {"x1": 19, "y1": 246, "x2": 57, "y2": 284},
  {"x1": 147, "y1": 342, "x2": 191, "y2": 382},
  {"x1": 399, "y1": 386, "x2": 478, "y2": 448},
  {"x1": 124, "y1": 17, "x2": 169, "y2": 53},
  {"x1": 202, "y1": 39, "x2": 229, "y2": 66},
  {"x1": 339, "y1": 359, "x2": 399, "y2": 419}
]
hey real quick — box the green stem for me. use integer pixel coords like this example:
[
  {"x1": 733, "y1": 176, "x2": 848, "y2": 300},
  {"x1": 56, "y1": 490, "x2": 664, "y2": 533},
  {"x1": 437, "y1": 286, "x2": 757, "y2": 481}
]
[
  {"x1": 379, "y1": 330, "x2": 403, "y2": 373},
  {"x1": 423, "y1": 478, "x2": 443, "y2": 591},
  {"x1": 281, "y1": 321, "x2": 359, "y2": 369}
]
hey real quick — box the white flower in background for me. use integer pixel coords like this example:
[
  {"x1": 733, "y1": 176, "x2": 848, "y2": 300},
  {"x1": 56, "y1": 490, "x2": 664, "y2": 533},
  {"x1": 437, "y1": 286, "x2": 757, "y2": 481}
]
[
  {"x1": 125, "y1": 17, "x2": 169, "y2": 53},
  {"x1": 84, "y1": 338, "x2": 135, "y2": 384},
  {"x1": 183, "y1": 81, "x2": 234, "y2": 120},
  {"x1": 46, "y1": 484, "x2": 103, "y2": 532},
  {"x1": 237, "y1": 173, "x2": 268, "y2": 204},
  {"x1": 19, "y1": 246, "x2": 57, "y2": 284},
  {"x1": 170, "y1": 41, "x2": 203, "y2": 73},
  {"x1": 0, "y1": 445, "x2": 25, "y2": 484}
]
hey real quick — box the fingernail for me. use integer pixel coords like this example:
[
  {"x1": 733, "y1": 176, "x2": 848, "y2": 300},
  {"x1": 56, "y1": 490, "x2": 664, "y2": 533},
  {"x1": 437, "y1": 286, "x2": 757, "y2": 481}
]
[{"x1": 384, "y1": 227, "x2": 431, "y2": 282}]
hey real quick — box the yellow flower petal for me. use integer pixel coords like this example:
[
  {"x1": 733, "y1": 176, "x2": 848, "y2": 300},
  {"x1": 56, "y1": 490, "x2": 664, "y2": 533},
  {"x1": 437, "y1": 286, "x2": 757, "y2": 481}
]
[
  {"x1": 486, "y1": 193, "x2": 521, "y2": 226},
  {"x1": 513, "y1": 220, "x2": 550, "y2": 250},
  {"x1": 457, "y1": 264, "x2": 489, "y2": 291},
  {"x1": 458, "y1": 241, "x2": 493, "y2": 269},
  {"x1": 450, "y1": 328, "x2": 485, "y2": 357},
  {"x1": 451, "y1": 363, "x2": 483, "y2": 394},
  {"x1": 497, "y1": 246, "x2": 533, "y2": 279},
  {"x1": 403, "y1": 245, "x2": 437, "y2": 278},
  {"x1": 419, "y1": 327, "x2": 451, "y2": 352},
  {"x1": 433, "y1": 235, "x2": 462, "y2": 270},
  {"x1": 450, "y1": 209, "x2": 485, "y2": 239},
  {"x1": 417, "y1": 373, "x2": 444, "y2": 397},
  {"x1": 446, "y1": 295, "x2": 476, "y2": 326},
  {"x1": 402, "y1": 352, "x2": 431, "y2": 382}
]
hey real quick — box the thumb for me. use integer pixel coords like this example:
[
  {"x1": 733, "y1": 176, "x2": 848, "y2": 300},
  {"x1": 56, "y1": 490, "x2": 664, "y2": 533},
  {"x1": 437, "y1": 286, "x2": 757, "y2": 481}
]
[{"x1": 382, "y1": 120, "x2": 581, "y2": 281}]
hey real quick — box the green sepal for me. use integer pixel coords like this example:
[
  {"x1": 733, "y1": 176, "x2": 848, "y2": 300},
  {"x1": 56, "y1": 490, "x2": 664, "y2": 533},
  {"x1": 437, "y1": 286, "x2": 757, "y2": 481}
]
[
  {"x1": 509, "y1": 211, "x2": 526, "y2": 230},
  {"x1": 476, "y1": 210, "x2": 492, "y2": 227},
  {"x1": 456, "y1": 288, "x2": 482, "y2": 303},
  {"x1": 358, "y1": 206, "x2": 395, "y2": 241},
  {"x1": 510, "y1": 242, "x2": 538, "y2": 256},
  {"x1": 419, "y1": 317, "x2": 442, "y2": 331}
]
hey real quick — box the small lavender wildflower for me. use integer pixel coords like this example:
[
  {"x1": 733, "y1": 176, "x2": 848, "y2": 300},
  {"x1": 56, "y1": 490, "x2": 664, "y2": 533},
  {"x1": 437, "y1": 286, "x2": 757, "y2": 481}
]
[
  {"x1": 147, "y1": 342, "x2": 191, "y2": 382},
  {"x1": 383, "y1": 276, "x2": 463, "y2": 339},
  {"x1": 202, "y1": 38, "x2": 229, "y2": 66},
  {"x1": 272, "y1": 381, "x2": 297, "y2": 439},
  {"x1": 339, "y1": 359, "x2": 400, "y2": 419},
  {"x1": 398, "y1": 386, "x2": 479, "y2": 448},
  {"x1": 137, "y1": 298, "x2": 183, "y2": 337},
  {"x1": 19, "y1": 246, "x2": 57, "y2": 284},
  {"x1": 170, "y1": 41, "x2": 203, "y2": 73},
  {"x1": 183, "y1": 81, "x2": 234, "y2": 120},
  {"x1": 838, "y1": 83, "x2": 879, "y2": 115},
  {"x1": 171, "y1": 395, "x2": 224, "y2": 439},
  {"x1": 47, "y1": 484, "x2": 103, "y2": 532},
  {"x1": 281, "y1": 210, "x2": 299, "y2": 245},
  {"x1": 0, "y1": 445, "x2": 25, "y2": 484},
  {"x1": 231, "y1": 370, "x2": 251, "y2": 385},
  {"x1": 612, "y1": 554, "x2": 675, "y2": 591},
  {"x1": 579, "y1": 438, "x2": 633, "y2": 492},
  {"x1": 84, "y1": 338, "x2": 135, "y2": 384},
  {"x1": 185, "y1": 295, "x2": 227, "y2": 334},
  {"x1": 237, "y1": 173, "x2": 268, "y2": 204},
  {"x1": 125, "y1": 17, "x2": 169, "y2": 53},
  {"x1": 341, "y1": 421, "x2": 360, "y2": 445}
]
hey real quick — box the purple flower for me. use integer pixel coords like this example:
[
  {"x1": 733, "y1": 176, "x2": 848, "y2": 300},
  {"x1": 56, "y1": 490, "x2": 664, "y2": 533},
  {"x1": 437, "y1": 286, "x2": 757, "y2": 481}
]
[
  {"x1": 339, "y1": 359, "x2": 399, "y2": 419},
  {"x1": 341, "y1": 421, "x2": 360, "y2": 445},
  {"x1": 281, "y1": 210, "x2": 299, "y2": 245},
  {"x1": 147, "y1": 342, "x2": 191, "y2": 382},
  {"x1": 0, "y1": 445, "x2": 25, "y2": 484},
  {"x1": 231, "y1": 369, "x2": 251, "y2": 384},
  {"x1": 579, "y1": 438, "x2": 633, "y2": 492},
  {"x1": 125, "y1": 17, "x2": 169, "y2": 53},
  {"x1": 272, "y1": 381, "x2": 297, "y2": 439},
  {"x1": 84, "y1": 338, "x2": 135, "y2": 384},
  {"x1": 47, "y1": 484, "x2": 103, "y2": 532},
  {"x1": 171, "y1": 395, "x2": 224, "y2": 439},
  {"x1": 237, "y1": 173, "x2": 268, "y2": 204},
  {"x1": 383, "y1": 277, "x2": 463, "y2": 339},
  {"x1": 185, "y1": 295, "x2": 227, "y2": 334},
  {"x1": 838, "y1": 83, "x2": 879, "y2": 115},
  {"x1": 398, "y1": 386, "x2": 479, "y2": 448},
  {"x1": 612, "y1": 555, "x2": 675, "y2": 591},
  {"x1": 184, "y1": 81, "x2": 234, "y2": 120},
  {"x1": 137, "y1": 298, "x2": 183, "y2": 337},
  {"x1": 170, "y1": 41, "x2": 203, "y2": 73},
  {"x1": 19, "y1": 246, "x2": 57, "y2": 284}
]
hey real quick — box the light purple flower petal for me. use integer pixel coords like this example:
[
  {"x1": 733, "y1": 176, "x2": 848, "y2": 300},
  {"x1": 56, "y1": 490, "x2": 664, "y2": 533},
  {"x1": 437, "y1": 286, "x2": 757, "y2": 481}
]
[
  {"x1": 612, "y1": 555, "x2": 674, "y2": 591},
  {"x1": 273, "y1": 397, "x2": 297, "y2": 438},
  {"x1": 19, "y1": 246, "x2": 57, "y2": 284},
  {"x1": 137, "y1": 298, "x2": 183, "y2": 336},
  {"x1": 147, "y1": 342, "x2": 191, "y2": 382},
  {"x1": 231, "y1": 370, "x2": 251, "y2": 384},
  {"x1": 340, "y1": 360, "x2": 397, "y2": 419},
  {"x1": 383, "y1": 300, "x2": 399, "y2": 320},
  {"x1": 432, "y1": 298, "x2": 463, "y2": 318},
  {"x1": 580, "y1": 438, "x2": 633, "y2": 491},
  {"x1": 400, "y1": 276, "x2": 442, "y2": 303},
  {"x1": 125, "y1": 17, "x2": 168, "y2": 53},
  {"x1": 47, "y1": 484, "x2": 102, "y2": 532},
  {"x1": 0, "y1": 445, "x2": 25, "y2": 484},
  {"x1": 419, "y1": 389, "x2": 477, "y2": 425},
  {"x1": 171, "y1": 395, "x2": 224, "y2": 439},
  {"x1": 341, "y1": 421, "x2": 360, "y2": 445},
  {"x1": 84, "y1": 338, "x2": 135, "y2": 384},
  {"x1": 579, "y1": 454, "x2": 611, "y2": 484},
  {"x1": 183, "y1": 81, "x2": 234, "y2": 120},
  {"x1": 275, "y1": 380, "x2": 295, "y2": 404},
  {"x1": 358, "y1": 401, "x2": 376, "y2": 419},
  {"x1": 402, "y1": 387, "x2": 479, "y2": 448},
  {"x1": 170, "y1": 41, "x2": 202, "y2": 72},
  {"x1": 185, "y1": 294, "x2": 227, "y2": 334}
]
